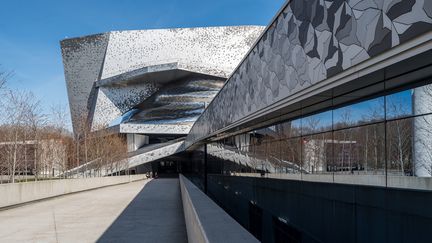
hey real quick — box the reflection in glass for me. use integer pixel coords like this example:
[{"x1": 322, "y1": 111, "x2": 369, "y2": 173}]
[
  {"x1": 412, "y1": 86, "x2": 432, "y2": 175},
  {"x1": 254, "y1": 126, "x2": 279, "y2": 143},
  {"x1": 301, "y1": 132, "x2": 332, "y2": 174},
  {"x1": 333, "y1": 97, "x2": 384, "y2": 129},
  {"x1": 387, "y1": 118, "x2": 413, "y2": 176},
  {"x1": 386, "y1": 90, "x2": 413, "y2": 120},
  {"x1": 247, "y1": 145, "x2": 261, "y2": 172},
  {"x1": 242, "y1": 145, "x2": 255, "y2": 171},
  {"x1": 331, "y1": 128, "x2": 358, "y2": 173},
  {"x1": 301, "y1": 111, "x2": 332, "y2": 135},
  {"x1": 413, "y1": 114, "x2": 432, "y2": 176},
  {"x1": 333, "y1": 123, "x2": 385, "y2": 174},
  {"x1": 254, "y1": 141, "x2": 267, "y2": 172},
  {"x1": 223, "y1": 137, "x2": 237, "y2": 150},
  {"x1": 235, "y1": 133, "x2": 252, "y2": 148},
  {"x1": 277, "y1": 119, "x2": 301, "y2": 139},
  {"x1": 203, "y1": 82, "x2": 432, "y2": 183},
  {"x1": 267, "y1": 140, "x2": 282, "y2": 173},
  {"x1": 280, "y1": 138, "x2": 302, "y2": 173},
  {"x1": 413, "y1": 84, "x2": 432, "y2": 116}
]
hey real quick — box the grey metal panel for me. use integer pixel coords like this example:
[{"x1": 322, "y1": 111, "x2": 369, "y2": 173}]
[
  {"x1": 125, "y1": 76, "x2": 225, "y2": 131},
  {"x1": 186, "y1": 0, "x2": 432, "y2": 147},
  {"x1": 61, "y1": 33, "x2": 110, "y2": 133},
  {"x1": 90, "y1": 84, "x2": 159, "y2": 130},
  {"x1": 101, "y1": 27, "x2": 265, "y2": 80}
]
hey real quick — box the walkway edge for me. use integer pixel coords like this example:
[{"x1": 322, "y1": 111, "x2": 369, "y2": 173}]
[
  {"x1": 0, "y1": 175, "x2": 147, "y2": 210},
  {"x1": 179, "y1": 174, "x2": 258, "y2": 243}
]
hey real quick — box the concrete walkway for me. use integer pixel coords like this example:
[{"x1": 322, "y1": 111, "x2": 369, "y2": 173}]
[{"x1": 0, "y1": 178, "x2": 188, "y2": 243}]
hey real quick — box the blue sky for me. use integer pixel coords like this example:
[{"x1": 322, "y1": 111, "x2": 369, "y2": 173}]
[{"x1": 0, "y1": 0, "x2": 285, "y2": 124}]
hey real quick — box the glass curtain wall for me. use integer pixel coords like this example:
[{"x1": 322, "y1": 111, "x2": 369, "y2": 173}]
[{"x1": 205, "y1": 81, "x2": 432, "y2": 188}]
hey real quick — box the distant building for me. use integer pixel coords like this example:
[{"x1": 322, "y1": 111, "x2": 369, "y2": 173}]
[{"x1": 0, "y1": 139, "x2": 67, "y2": 177}]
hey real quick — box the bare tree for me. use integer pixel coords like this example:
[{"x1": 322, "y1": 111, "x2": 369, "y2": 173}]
[
  {"x1": 386, "y1": 98, "x2": 412, "y2": 175},
  {"x1": 0, "y1": 67, "x2": 12, "y2": 93},
  {"x1": 0, "y1": 67, "x2": 74, "y2": 182},
  {"x1": 49, "y1": 103, "x2": 70, "y2": 135},
  {"x1": 0, "y1": 67, "x2": 9, "y2": 183},
  {"x1": 26, "y1": 95, "x2": 46, "y2": 180},
  {"x1": 334, "y1": 108, "x2": 353, "y2": 173},
  {"x1": 72, "y1": 115, "x2": 91, "y2": 177},
  {"x1": 2, "y1": 90, "x2": 40, "y2": 182},
  {"x1": 302, "y1": 116, "x2": 329, "y2": 174},
  {"x1": 47, "y1": 103, "x2": 71, "y2": 178}
]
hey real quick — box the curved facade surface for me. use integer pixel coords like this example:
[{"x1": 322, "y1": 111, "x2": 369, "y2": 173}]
[
  {"x1": 128, "y1": 76, "x2": 225, "y2": 126},
  {"x1": 186, "y1": 0, "x2": 432, "y2": 146},
  {"x1": 60, "y1": 26, "x2": 264, "y2": 133}
]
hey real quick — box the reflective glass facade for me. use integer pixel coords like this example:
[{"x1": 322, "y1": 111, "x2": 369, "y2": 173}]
[
  {"x1": 184, "y1": 81, "x2": 432, "y2": 242},
  {"x1": 197, "y1": 81, "x2": 432, "y2": 188}
]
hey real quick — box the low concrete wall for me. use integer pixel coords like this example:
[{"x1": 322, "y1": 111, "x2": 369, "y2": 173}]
[
  {"x1": 179, "y1": 174, "x2": 258, "y2": 243},
  {"x1": 0, "y1": 175, "x2": 147, "y2": 209}
]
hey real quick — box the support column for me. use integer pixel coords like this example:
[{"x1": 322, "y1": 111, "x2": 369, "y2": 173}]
[{"x1": 127, "y1": 134, "x2": 149, "y2": 152}]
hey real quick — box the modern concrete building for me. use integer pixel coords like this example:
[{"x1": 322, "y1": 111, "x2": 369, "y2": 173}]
[
  {"x1": 61, "y1": 0, "x2": 432, "y2": 242},
  {"x1": 61, "y1": 26, "x2": 264, "y2": 175}
]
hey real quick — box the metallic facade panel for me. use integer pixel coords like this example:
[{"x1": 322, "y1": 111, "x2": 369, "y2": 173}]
[
  {"x1": 61, "y1": 26, "x2": 264, "y2": 134},
  {"x1": 186, "y1": 0, "x2": 432, "y2": 147}
]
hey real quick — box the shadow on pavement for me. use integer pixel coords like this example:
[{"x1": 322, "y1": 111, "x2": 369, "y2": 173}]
[{"x1": 97, "y1": 178, "x2": 188, "y2": 243}]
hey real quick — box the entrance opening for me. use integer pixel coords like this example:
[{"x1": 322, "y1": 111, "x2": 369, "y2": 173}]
[{"x1": 152, "y1": 160, "x2": 181, "y2": 178}]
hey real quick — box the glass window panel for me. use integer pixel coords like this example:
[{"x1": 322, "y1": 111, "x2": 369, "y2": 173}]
[
  {"x1": 386, "y1": 89, "x2": 413, "y2": 120},
  {"x1": 239, "y1": 145, "x2": 251, "y2": 171},
  {"x1": 267, "y1": 140, "x2": 282, "y2": 173},
  {"x1": 234, "y1": 133, "x2": 252, "y2": 148},
  {"x1": 236, "y1": 145, "x2": 249, "y2": 173},
  {"x1": 247, "y1": 144, "x2": 260, "y2": 173},
  {"x1": 224, "y1": 136, "x2": 236, "y2": 149},
  {"x1": 386, "y1": 117, "x2": 413, "y2": 176},
  {"x1": 250, "y1": 131, "x2": 260, "y2": 146},
  {"x1": 280, "y1": 137, "x2": 302, "y2": 173},
  {"x1": 302, "y1": 132, "x2": 332, "y2": 174},
  {"x1": 253, "y1": 128, "x2": 265, "y2": 143},
  {"x1": 207, "y1": 143, "x2": 216, "y2": 153},
  {"x1": 207, "y1": 148, "x2": 223, "y2": 175},
  {"x1": 233, "y1": 135, "x2": 241, "y2": 149},
  {"x1": 333, "y1": 123, "x2": 385, "y2": 175},
  {"x1": 254, "y1": 140, "x2": 267, "y2": 173},
  {"x1": 238, "y1": 143, "x2": 246, "y2": 154},
  {"x1": 301, "y1": 111, "x2": 332, "y2": 135},
  {"x1": 333, "y1": 97, "x2": 384, "y2": 129},
  {"x1": 254, "y1": 141, "x2": 266, "y2": 161},
  {"x1": 220, "y1": 146, "x2": 238, "y2": 175},
  {"x1": 277, "y1": 119, "x2": 302, "y2": 139},
  {"x1": 412, "y1": 114, "x2": 432, "y2": 177},
  {"x1": 216, "y1": 140, "x2": 223, "y2": 150},
  {"x1": 254, "y1": 126, "x2": 279, "y2": 143}
]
